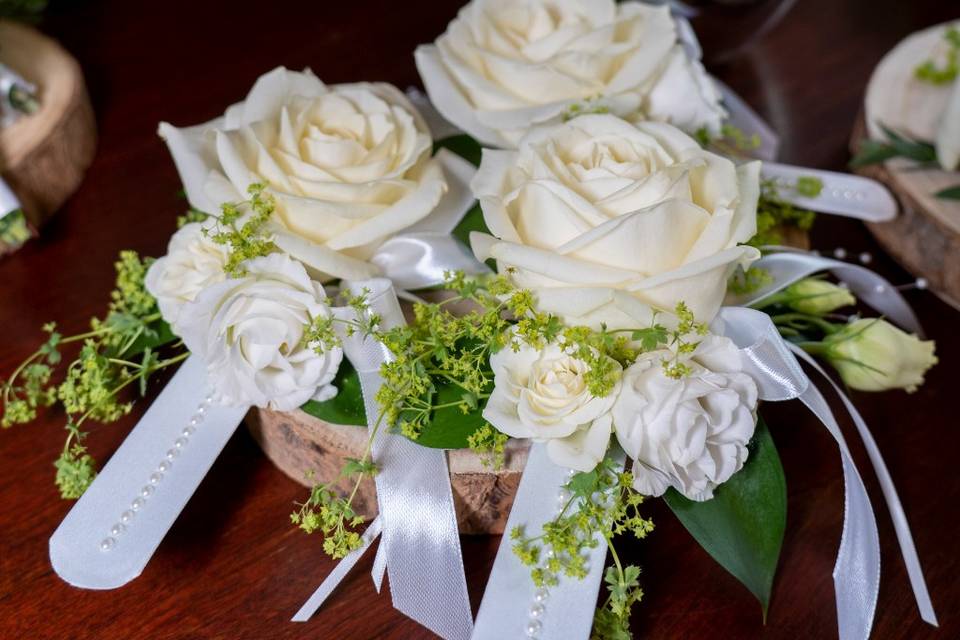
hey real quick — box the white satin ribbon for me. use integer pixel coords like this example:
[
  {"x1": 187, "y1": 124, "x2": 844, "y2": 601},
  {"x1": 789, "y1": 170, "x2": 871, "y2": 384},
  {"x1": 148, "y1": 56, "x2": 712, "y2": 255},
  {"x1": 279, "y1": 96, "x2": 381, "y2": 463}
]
[
  {"x1": 293, "y1": 278, "x2": 474, "y2": 640},
  {"x1": 472, "y1": 445, "x2": 624, "y2": 640},
  {"x1": 49, "y1": 355, "x2": 249, "y2": 589},
  {"x1": 761, "y1": 162, "x2": 898, "y2": 222},
  {"x1": 728, "y1": 250, "x2": 925, "y2": 337},
  {"x1": 717, "y1": 307, "x2": 937, "y2": 639}
]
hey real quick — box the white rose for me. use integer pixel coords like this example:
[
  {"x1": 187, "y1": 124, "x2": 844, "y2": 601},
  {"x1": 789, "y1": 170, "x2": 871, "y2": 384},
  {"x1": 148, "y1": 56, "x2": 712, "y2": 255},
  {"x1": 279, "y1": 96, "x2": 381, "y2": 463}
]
[
  {"x1": 159, "y1": 66, "x2": 455, "y2": 282},
  {"x1": 415, "y1": 0, "x2": 726, "y2": 148},
  {"x1": 612, "y1": 334, "x2": 758, "y2": 501},
  {"x1": 471, "y1": 114, "x2": 760, "y2": 327},
  {"x1": 145, "y1": 223, "x2": 228, "y2": 331},
  {"x1": 483, "y1": 340, "x2": 620, "y2": 471},
  {"x1": 177, "y1": 253, "x2": 343, "y2": 411}
]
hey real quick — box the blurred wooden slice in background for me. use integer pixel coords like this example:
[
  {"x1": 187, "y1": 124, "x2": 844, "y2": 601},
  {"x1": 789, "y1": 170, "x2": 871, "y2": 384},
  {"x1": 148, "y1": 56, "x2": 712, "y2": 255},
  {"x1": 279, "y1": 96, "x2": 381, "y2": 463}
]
[{"x1": 0, "y1": 20, "x2": 96, "y2": 230}]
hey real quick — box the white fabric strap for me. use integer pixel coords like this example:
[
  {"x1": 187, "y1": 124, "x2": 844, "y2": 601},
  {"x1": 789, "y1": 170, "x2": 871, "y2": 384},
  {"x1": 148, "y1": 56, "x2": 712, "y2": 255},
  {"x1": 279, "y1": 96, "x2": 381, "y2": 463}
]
[
  {"x1": 761, "y1": 162, "x2": 897, "y2": 222},
  {"x1": 49, "y1": 355, "x2": 248, "y2": 589},
  {"x1": 472, "y1": 444, "x2": 624, "y2": 640}
]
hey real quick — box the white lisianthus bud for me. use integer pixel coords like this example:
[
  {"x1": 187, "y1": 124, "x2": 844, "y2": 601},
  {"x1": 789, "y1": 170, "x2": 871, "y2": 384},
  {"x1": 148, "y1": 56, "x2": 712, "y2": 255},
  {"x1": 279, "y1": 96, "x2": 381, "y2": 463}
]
[
  {"x1": 177, "y1": 253, "x2": 343, "y2": 411},
  {"x1": 483, "y1": 340, "x2": 621, "y2": 472},
  {"x1": 782, "y1": 278, "x2": 855, "y2": 315},
  {"x1": 822, "y1": 318, "x2": 937, "y2": 392},
  {"x1": 145, "y1": 222, "x2": 228, "y2": 332},
  {"x1": 612, "y1": 334, "x2": 758, "y2": 501}
]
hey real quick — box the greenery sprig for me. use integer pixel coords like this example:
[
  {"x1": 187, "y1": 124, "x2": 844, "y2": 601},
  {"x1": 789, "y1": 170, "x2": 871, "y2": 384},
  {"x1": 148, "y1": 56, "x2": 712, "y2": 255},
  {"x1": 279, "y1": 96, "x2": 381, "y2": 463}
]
[
  {"x1": 914, "y1": 25, "x2": 960, "y2": 85},
  {"x1": 1, "y1": 251, "x2": 185, "y2": 498},
  {"x1": 204, "y1": 182, "x2": 277, "y2": 276}
]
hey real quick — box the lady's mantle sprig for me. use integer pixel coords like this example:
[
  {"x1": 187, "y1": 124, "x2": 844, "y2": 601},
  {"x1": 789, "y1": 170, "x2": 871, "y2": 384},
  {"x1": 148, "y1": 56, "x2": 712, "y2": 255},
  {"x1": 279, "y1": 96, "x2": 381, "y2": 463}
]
[
  {"x1": 1, "y1": 251, "x2": 185, "y2": 498},
  {"x1": 204, "y1": 182, "x2": 277, "y2": 277}
]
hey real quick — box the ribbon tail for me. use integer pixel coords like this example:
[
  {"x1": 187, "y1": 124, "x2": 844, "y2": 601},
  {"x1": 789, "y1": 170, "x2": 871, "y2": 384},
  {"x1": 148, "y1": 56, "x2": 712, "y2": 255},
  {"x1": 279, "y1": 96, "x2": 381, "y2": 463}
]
[
  {"x1": 292, "y1": 517, "x2": 384, "y2": 622},
  {"x1": 791, "y1": 348, "x2": 939, "y2": 627},
  {"x1": 338, "y1": 279, "x2": 473, "y2": 640}
]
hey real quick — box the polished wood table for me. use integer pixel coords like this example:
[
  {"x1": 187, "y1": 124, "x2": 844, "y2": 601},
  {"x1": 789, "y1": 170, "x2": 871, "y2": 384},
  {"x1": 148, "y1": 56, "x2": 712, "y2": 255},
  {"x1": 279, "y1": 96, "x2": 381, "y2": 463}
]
[{"x1": 1, "y1": 1, "x2": 957, "y2": 638}]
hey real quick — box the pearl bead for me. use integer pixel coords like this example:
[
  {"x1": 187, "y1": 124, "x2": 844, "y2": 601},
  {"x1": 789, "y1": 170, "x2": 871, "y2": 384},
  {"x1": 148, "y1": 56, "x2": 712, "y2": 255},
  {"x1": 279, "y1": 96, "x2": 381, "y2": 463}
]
[
  {"x1": 533, "y1": 588, "x2": 549, "y2": 603},
  {"x1": 529, "y1": 604, "x2": 545, "y2": 619},
  {"x1": 205, "y1": 393, "x2": 215, "y2": 403},
  {"x1": 833, "y1": 247, "x2": 847, "y2": 259},
  {"x1": 100, "y1": 537, "x2": 116, "y2": 551},
  {"x1": 859, "y1": 252, "x2": 872, "y2": 264},
  {"x1": 174, "y1": 437, "x2": 187, "y2": 449},
  {"x1": 189, "y1": 416, "x2": 201, "y2": 427},
  {"x1": 916, "y1": 277, "x2": 928, "y2": 290},
  {"x1": 196, "y1": 405, "x2": 207, "y2": 416},
  {"x1": 141, "y1": 485, "x2": 154, "y2": 498},
  {"x1": 149, "y1": 472, "x2": 163, "y2": 485},
  {"x1": 166, "y1": 448, "x2": 180, "y2": 460},
  {"x1": 874, "y1": 284, "x2": 886, "y2": 294},
  {"x1": 158, "y1": 460, "x2": 171, "y2": 472},
  {"x1": 110, "y1": 523, "x2": 125, "y2": 536},
  {"x1": 120, "y1": 510, "x2": 134, "y2": 523},
  {"x1": 526, "y1": 620, "x2": 542, "y2": 636},
  {"x1": 131, "y1": 497, "x2": 145, "y2": 511},
  {"x1": 182, "y1": 426, "x2": 196, "y2": 436}
]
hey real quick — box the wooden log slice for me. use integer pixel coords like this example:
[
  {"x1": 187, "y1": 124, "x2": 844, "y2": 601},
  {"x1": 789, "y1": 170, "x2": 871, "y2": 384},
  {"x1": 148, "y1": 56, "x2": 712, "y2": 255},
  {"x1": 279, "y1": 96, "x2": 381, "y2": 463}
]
[
  {"x1": 851, "y1": 112, "x2": 960, "y2": 309},
  {"x1": 246, "y1": 407, "x2": 530, "y2": 535},
  {"x1": 0, "y1": 20, "x2": 96, "y2": 229}
]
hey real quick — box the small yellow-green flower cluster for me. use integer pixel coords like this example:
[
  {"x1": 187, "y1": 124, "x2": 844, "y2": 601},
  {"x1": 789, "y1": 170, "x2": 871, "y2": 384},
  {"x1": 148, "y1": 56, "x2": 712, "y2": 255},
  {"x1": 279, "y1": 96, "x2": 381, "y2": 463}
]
[
  {"x1": 1, "y1": 251, "x2": 186, "y2": 498},
  {"x1": 205, "y1": 183, "x2": 277, "y2": 277}
]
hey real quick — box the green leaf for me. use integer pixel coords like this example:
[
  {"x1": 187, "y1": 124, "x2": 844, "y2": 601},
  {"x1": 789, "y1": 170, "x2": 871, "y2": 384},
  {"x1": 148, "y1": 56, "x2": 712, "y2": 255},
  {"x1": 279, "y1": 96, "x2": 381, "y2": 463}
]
[
  {"x1": 400, "y1": 379, "x2": 487, "y2": 449},
  {"x1": 300, "y1": 360, "x2": 367, "y2": 426},
  {"x1": 850, "y1": 124, "x2": 937, "y2": 168},
  {"x1": 936, "y1": 184, "x2": 960, "y2": 200},
  {"x1": 451, "y1": 202, "x2": 490, "y2": 247},
  {"x1": 434, "y1": 134, "x2": 483, "y2": 167},
  {"x1": 663, "y1": 416, "x2": 786, "y2": 618}
]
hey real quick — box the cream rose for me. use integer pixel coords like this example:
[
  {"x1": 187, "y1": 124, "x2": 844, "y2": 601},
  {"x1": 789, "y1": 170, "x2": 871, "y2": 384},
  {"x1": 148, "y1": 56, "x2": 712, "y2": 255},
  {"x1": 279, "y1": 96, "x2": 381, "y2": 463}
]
[
  {"x1": 159, "y1": 66, "x2": 469, "y2": 282},
  {"x1": 145, "y1": 223, "x2": 228, "y2": 331},
  {"x1": 471, "y1": 114, "x2": 760, "y2": 327},
  {"x1": 177, "y1": 253, "x2": 342, "y2": 411},
  {"x1": 415, "y1": 0, "x2": 726, "y2": 148},
  {"x1": 612, "y1": 334, "x2": 758, "y2": 501},
  {"x1": 484, "y1": 340, "x2": 621, "y2": 471}
]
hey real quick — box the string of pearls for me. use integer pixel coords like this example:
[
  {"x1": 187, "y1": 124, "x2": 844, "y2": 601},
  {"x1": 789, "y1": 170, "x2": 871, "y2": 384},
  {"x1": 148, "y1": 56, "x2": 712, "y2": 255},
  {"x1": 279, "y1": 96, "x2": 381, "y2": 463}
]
[
  {"x1": 524, "y1": 467, "x2": 579, "y2": 639},
  {"x1": 99, "y1": 391, "x2": 215, "y2": 552}
]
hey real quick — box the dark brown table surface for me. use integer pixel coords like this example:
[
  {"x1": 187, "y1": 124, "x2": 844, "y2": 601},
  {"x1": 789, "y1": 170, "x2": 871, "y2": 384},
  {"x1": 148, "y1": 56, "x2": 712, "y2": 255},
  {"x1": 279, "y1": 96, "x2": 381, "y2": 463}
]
[{"x1": 1, "y1": 1, "x2": 958, "y2": 638}]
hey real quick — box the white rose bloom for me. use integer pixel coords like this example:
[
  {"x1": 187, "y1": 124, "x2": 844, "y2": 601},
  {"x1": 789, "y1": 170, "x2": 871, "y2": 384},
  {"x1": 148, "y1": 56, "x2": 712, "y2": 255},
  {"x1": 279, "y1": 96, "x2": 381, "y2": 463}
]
[
  {"x1": 471, "y1": 114, "x2": 760, "y2": 327},
  {"x1": 145, "y1": 222, "x2": 228, "y2": 331},
  {"x1": 612, "y1": 334, "x2": 758, "y2": 501},
  {"x1": 484, "y1": 340, "x2": 620, "y2": 471},
  {"x1": 159, "y1": 66, "x2": 453, "y2": 282},
  {"x1": 415, "y1": 0, "x2": 726, "y2": 148},
  {"x1": 177, "y1": 253, "x2": 343, "y2": 411}
]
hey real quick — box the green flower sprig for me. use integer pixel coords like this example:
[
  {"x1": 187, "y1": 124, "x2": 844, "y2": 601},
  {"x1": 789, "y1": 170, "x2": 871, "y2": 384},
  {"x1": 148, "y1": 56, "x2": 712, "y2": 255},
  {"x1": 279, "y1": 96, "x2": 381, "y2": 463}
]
[
  {"x1": 204, "y1": 183, "x2": 277, "y2": 277},
  {"x1": 1, "y1": 251, "x2": 185, "y2": 498},
  {"x1": 915, "y1": 25, "x2": 959, "y2": 85},
  {"x1": 511, "y1": 457, "x2": 654, "y2": 640}
]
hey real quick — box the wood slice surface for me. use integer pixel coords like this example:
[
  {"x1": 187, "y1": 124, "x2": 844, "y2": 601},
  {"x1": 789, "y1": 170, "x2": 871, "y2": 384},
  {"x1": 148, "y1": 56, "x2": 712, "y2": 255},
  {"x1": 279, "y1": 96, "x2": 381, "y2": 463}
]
[
  {"x1": 247, "y1": 407, "x2": 530, "y2": 535},
  {"x1": 0, "y1": 20, "x2": 96, "y2": 229},
  {"x1": 852, "y1": 20, "x2": 960, "y2": 308},
  {"x1": 851, "y1": 112, "x2": 960, "y2": 308}
]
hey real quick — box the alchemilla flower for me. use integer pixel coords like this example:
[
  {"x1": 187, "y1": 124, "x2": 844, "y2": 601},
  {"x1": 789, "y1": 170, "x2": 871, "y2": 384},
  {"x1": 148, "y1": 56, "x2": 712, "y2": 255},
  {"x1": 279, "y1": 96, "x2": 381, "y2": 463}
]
[
  {"x1": 177, "y1": 253, "x2": 343, "y2": 411},
  {"x1": 822, "y1": 318, "x2": 937, "y2": 392},
  {"x1": 471, "y1": 114, "x2": 760, "y2": 328},
  {"x1": 145, "y1": 222, "x2": 228, "y2": 331},
  {"x1": 484, "y1": 339, "x2": 621, "y2": 472},
  {"x1": 612, "y1": 334, "x2": 758, "y2": 501},
  {"x1": 416, "y1": 0, "x2": 726, "y2": 147},
  {"x1": 159, "y1": 67, "x2": 454, "y2": 282}
]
